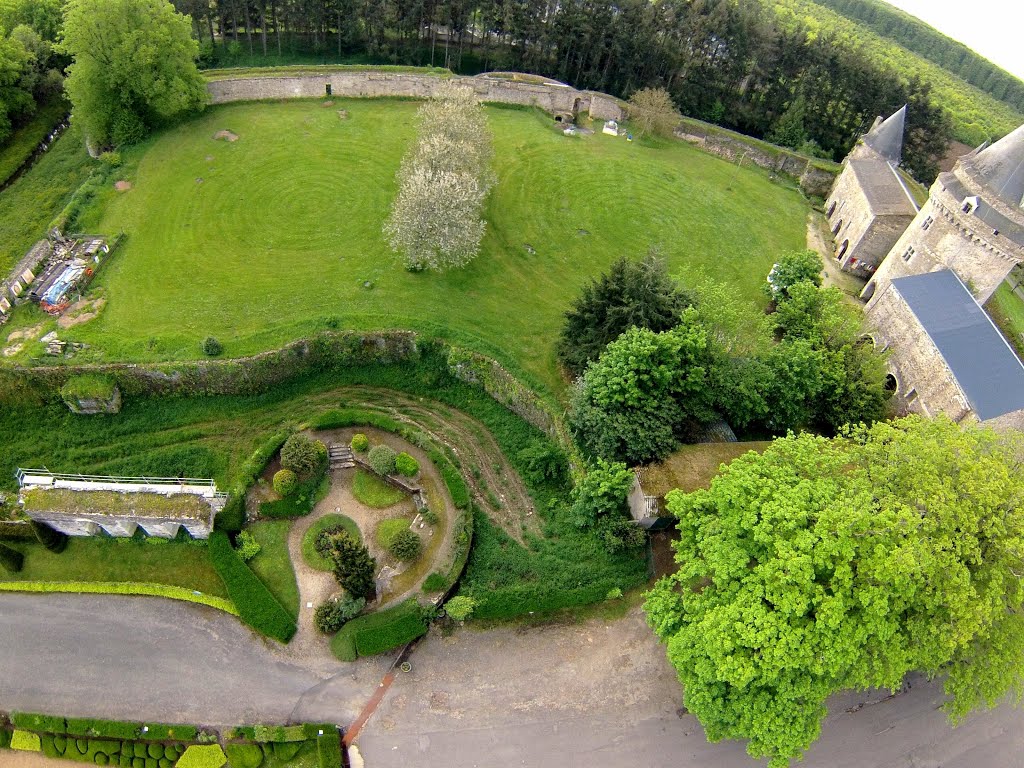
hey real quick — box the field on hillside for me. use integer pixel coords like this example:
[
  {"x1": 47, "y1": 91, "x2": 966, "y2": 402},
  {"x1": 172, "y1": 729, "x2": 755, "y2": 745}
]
[{"x1": 20, "y1": 99, "x2": 807, "y2": 395}]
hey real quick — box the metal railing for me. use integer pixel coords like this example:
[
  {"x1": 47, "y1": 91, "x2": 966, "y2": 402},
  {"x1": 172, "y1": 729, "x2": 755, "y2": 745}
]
[{"x1": 15, "y1": 468, "x2": 227, "y2": 498}]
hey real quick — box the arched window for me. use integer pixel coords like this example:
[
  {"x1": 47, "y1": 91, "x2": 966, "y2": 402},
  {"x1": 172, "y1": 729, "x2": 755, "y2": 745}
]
[
  {"x1": 838, "y1": 240, "x2": 849, "y2": 259},
  {"x1": 826, "y1": 201, "x2": 837, "y2": 217},
  {"x1": 884, "y1": 373, "x2": 898, "y2": 394},
  {"x1": 861, "y1": 281, "x2": 876, "y2": 301},
  {"x1": 832, "y1": 219, "x2": 843, "y2": 236}
]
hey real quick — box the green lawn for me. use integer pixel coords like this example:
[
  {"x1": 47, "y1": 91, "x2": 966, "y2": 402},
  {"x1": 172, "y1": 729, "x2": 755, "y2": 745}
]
[
  {"x1": 44, "y1": 99, "x2": 807, "y2": 396},
  {"x1": 0, "y1": 122, "x2": 96, "y2": 275},
  {"x1": 0, "y1": 537, "x2": 227, "y2": 597},
  {"x1": 246, "y1": 519, "x2": 300, "y2": 619},
  {"x1": 986, "y1": 281, "x2": 1024, "y2": 358},
  {"x1": 352, "y1": 469, "x2": 407, "y2": 508},
  {"x1": 302, "y1": 513, "x2": 361, "y2": 571},
  {"x1": 0, "y1": 99, "x2": 68, "y2": 188}
]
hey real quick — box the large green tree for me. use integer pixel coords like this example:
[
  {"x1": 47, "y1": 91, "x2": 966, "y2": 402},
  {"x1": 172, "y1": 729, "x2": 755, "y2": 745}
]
[
  {"x1": 558, "y1": 253, "x2": 695, "y2": 377},
  {"x1": 59, "y1": 0, "x2": 206, "y2": 146},
  {"x1": 645, "y1": 417, "x2": 1024, "y2": 767},
  {"x1": 568, "y1": 312, "x2": 720, "y2": 464}
]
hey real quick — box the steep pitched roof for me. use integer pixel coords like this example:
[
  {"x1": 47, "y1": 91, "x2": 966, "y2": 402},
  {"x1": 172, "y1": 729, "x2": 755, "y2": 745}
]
[
  {"x1": 862, "y1": 105, "x2": 906, "y2": 165},
  {"x1": 892, "y1": 270, "x2": 1024, "y2": 421},
  {"x1": 970, "y1": 123, "x2": 1024, "y2": 207}
]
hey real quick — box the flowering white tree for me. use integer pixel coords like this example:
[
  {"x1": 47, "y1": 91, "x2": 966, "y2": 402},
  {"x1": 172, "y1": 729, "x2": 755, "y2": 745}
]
[{"x1": 385, "y1": 82, "x2": 495, "y2": 271}]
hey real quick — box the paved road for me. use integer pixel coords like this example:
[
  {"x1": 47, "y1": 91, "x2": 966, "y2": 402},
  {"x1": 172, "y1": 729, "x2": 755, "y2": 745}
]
[
  {"x1": 0, "y1": 593, "x2": 386, "y2": 726},
  {"x1": 356, "y1": 609, "x2": 1024, "y2": 768},
  {"x1": 4, "y1": 594, "x2": 1023, "y2": 768}
]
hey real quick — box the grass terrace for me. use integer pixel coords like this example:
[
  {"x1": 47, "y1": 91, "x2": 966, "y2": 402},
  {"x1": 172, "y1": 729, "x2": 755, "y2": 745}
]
[{"x1": 18, "y1": 98, "x2": 809, "y2": 397}]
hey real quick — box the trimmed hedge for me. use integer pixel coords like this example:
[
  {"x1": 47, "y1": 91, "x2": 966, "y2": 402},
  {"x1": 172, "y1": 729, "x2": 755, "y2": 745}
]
[
  {"x1": 177, "y1": 744, "x2": 226, "y2": 768},
  {"x1": 208, "y1": 531, "x2": 296, "y2": 643},
  {"x1": 223, "y1": 744, "x2": 262, "y2": 768},
  {"x1": 12, "y1": 712, "x2": 67, "y2": 733},
  {"x1": 11, "y1": 729, "x2": 41, "y2": 750},
  {"x1": 331, "y1": 598, "x2": 427, "y2": 660},
  {"x1": 0, "y1": 581, "x2": 237, "y2": 615},
  {"x1": 217, "y1": 430, "x2": 291, "y2": 532},
  {"x1": 66, "y1": 719, "x2": 139, "y2": 739},
  {"x1": 316, "y1": 732, "x2": 342, "y2": 768}
]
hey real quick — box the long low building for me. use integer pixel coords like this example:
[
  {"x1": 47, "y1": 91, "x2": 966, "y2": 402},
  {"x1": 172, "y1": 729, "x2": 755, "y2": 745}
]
[{"x1": 15, "y1": 470, "x2": 226, "y2": 539}]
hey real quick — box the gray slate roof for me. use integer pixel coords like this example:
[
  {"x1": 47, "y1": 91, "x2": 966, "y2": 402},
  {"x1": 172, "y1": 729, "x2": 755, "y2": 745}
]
[
  {"x1": 849, "y1": 158, "x2": 918, "y2": 216},
  {"x1": 968, "y1": 122, "x2": 1024, "y2": 208},
  {"x1": 941, "y1": 171, "x2": 1024, "y2": 249},
  {"x1": 892, "y1": 270, "x2": 1024, "y2": 421},
  {"x1": 863, "y1": 105, "x2": 906, "y2": 165}
]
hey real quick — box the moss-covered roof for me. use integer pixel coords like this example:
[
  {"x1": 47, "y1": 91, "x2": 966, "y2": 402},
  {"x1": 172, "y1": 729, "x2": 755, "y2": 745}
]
[
  {"x1": 21, "y1": 488, "x2": 213, "y2": 521},
  {"x1": 637, "y1": 441, "x2": 772, "y2": 498}
]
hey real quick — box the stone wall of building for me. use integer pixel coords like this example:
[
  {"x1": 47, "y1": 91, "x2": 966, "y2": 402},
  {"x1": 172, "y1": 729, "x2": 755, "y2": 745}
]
[
  {"x1": 25, "y1": 510, "x2": 213, "y2": 539},
  {"x1": 824, "y1": 166, "x2": 915, "y2": 276},
  {"x1": 865, "y1": 167, "x2": 1024, "y2": 307},
  {"x1": 206, "y1": 71, "x2": 624, "y2": 122},
  {"x1": 866, "y1": 282, "x2": 974, "y2": 421}
]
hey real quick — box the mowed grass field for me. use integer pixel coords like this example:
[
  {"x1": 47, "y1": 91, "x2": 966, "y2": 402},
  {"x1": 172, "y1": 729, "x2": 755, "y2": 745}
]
[{"x1": 64, "y1": 99, "x2": 807, "y2": 395}]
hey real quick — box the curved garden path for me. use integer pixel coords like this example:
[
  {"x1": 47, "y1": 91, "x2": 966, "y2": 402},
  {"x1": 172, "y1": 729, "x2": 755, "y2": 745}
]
[{"x1": 284, "y1": 425, "x2": 460, "y2": 659}]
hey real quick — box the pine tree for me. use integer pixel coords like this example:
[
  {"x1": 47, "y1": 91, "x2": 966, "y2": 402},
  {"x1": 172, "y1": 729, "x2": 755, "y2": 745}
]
[{"x1": 327, "y1": 532, "x2": 377, "y2": 598}]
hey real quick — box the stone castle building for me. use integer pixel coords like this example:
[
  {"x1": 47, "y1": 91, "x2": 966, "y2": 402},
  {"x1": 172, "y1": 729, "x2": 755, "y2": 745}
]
[
  {"x1": 841, "y1": 120, "x2": 1024, "y2": 427},
  {"x1": 824, "y1": 106, "x2": 919, "y2": 277}
]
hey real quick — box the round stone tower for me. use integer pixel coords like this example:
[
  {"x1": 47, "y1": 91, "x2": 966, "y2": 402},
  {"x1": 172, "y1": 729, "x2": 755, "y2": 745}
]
[{"x1": 864, "y1": 123, "x2": 1024, "y2": 308}]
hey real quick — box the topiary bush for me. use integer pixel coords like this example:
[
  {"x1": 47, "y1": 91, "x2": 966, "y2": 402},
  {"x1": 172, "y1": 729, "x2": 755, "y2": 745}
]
[
  {"x1": 272, "y1": 468, "x2": 298, "y2": 497},
  {"x1": 201, "y1": 337, "x2": 223, "y2": 357},
  {"x1": 444, "y1": 595, "x2": 478, "y2": 621},
  {"x1": 280, "y1": 434, "x2": 328, "y2": 477},
  {"x1": 176, "y1": 744, "x2": 226, "y2": 768},
  {"x1": 366, "y1": 444, "x2": 397, "y2": 476},
  {"x1": 223, "y1": 744, "x2": 263, "y2": 768},
  {"x1": 234, "y1": 531, "x2": 261, "y2": 562},
  {"x1": 388, "y1": 529, "x2": 423, "y2": 562},
  {"x1": 350, "y1": 433, "x2": 369, "y2": 453},
  {"x1": 395, "y1": 452, "x2": 420, "y2": 477},
  {"x1": 314, "y1": 595, "x2": 366, "y2": 634}
]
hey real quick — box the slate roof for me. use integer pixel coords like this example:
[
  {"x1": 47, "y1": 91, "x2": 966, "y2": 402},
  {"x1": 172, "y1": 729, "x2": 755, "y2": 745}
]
[
  {"x1": 892, "y1": 270, "x2": 1024, "y2": 421},
  {"x1": 941, "y1": 172, "x2": 1024, "y2": 249},
  {"x1": 968, "y1": 123, "x2": 1024, "y2": 208},
  {"x1": 849, "y1": 158, "x2": 918, "y2": 216},
  {"x1": 863, "y1": 105, "x2": 906, "y2": 165}
]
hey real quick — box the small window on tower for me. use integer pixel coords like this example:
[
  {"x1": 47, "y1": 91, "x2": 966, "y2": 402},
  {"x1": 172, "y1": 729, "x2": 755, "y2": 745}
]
[
  {"x1": 902, "y1": 245, "x2": 915, "y2": 262},
  {"x1": 922, "y1": 215, "x2": 933, "y2": 230}
]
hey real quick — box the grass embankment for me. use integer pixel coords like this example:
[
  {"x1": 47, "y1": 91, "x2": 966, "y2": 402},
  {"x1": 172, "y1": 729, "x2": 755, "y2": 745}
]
[
  {"x1": 0, "y1": 536, "x2": 227, "y2": 596},
  {"x1": 27, "y1": 99, "x2": 808, "y2": 397},
  {"x1": 302, "y1": 514, "x2": 361, "y2": 571},
  {"x1": 986, "y1": 281, "x2": 1024, "y2": 358},
  {"x1": 0, "y1": 100, "x2": 67, "y2": 188},
  {"x1": 246, "y1": 519, "x2": 300, "y2": 619},
  {"x1": 353, "y1": 469, "x2": 406, "y2": 508},
  {"x1": 0, "y1": 122, "x2": 96, "y2": 276}
]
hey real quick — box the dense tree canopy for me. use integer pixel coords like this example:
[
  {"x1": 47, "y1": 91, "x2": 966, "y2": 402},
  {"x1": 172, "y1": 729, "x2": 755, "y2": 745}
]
[
  {"x1": 645, "y1": 417, "x2": 1024, "y2": 767},
  {"x1": 558, "y1": 254, "x2": 694, "y2": 378},
  {"x1": 60, "y1": 0, "x2": 206, "y2": 146}
]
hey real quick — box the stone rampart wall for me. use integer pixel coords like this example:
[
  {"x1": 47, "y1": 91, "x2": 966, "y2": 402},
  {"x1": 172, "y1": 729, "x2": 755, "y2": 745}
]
[{"x1": 207, "y1": 71, "x2": 624, "y2": 122}]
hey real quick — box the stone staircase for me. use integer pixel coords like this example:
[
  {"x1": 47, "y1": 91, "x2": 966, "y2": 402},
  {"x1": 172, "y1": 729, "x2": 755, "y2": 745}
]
[{"x1": 328, "y1": 444, "x2": 355, "y2": 469}]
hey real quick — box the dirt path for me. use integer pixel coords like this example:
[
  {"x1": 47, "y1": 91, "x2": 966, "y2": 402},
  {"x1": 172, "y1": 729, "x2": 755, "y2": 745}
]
[
  {"x1": 807, "y1": 211, "x2": 868, "y2": 303},
  {"x1": 341, "y1": 386, "x2": 538, "y2": 543},
  {"x1": 1, "y1": 752, "x2": 67, "y2": 768}
]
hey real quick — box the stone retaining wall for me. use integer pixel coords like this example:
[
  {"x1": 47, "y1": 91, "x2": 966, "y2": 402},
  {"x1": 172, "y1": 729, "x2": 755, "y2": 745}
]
[{"x1": 207, "y1": 71, "x2": 623, "y2": 122}]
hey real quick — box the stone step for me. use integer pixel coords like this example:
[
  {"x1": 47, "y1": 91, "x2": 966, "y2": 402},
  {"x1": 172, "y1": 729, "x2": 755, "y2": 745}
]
[{"x1": 330, "y1": 459, "x2": 356, "y2": 469}]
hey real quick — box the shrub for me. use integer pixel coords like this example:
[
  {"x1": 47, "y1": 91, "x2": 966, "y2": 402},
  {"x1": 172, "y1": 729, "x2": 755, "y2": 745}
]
[
  {"x1": 176, "y1": 745, "x2": 226, "y2": 768},
  {"x1": 606, "y1": 587, "x2": 624, "y2": 600},
  {"x1": 234, "y1": 530, "x2": 261, "y2": 562},
  {"x1": 224, "y1": 744, "x2": 263, "y2": 768},
  {"x1": 272, "y1": 468, "x2": 298, "y2": 497},
  {"x1": 395, "y1": 452, "x2": 419, "y2": 477},
  {"x1": 208, "y1": 531, "x2": 296, "y2": 643},
  {"x1": 420, "y1": 507, "x2": 439, "y2": 525},
  {"x1": 331, "y1": 598, "x2": 427, "y2": 659},
  {"x1": 444, "y1": 595, "x2": 478, "y2": 621},
  {"x1": 272, "y1": 742, "x2": 303, "y2": 761},
  {"x1": 0, "y1": 542, "x2": 25, "y2": 572},
  {"x1": 350, "y1": 433, "x2": 369, "y2": 452},
  {"x1": 366, "y1": 444, "x2": 397, "y2": 476},
  {"x1": 280, "y1": 434, "x2": 328, "y2": 477},
  {"x1": 422, "y1": 572, "x2": 447, "y2": 592},
  {"x1": 313, "y1": 595, "x2": 365, "y2": 634},
  {"x1": 316, "y1": 732, "x2": 343, "y2": 768},
  {"x1": 260, "y1": 475, "x2": 326, "y2": 518},
  {"x1": 201, "y1": 337, "x2": 222, "y2": 357},
  {"x1": 375, "y1": 517, "x2": 410, "y2": 549},
  {"x1": 388, "y1": 529, "x2": 422, "y2": 562},
  {"x1": 99, "y1": 151, "x2": 122, "y2": 167},
  {"x1": 251, "y1": 725, "x2": 306, "y2": 742},
  {"x1": 12, "y1": 730, "x2": 42, "y2": 751}
]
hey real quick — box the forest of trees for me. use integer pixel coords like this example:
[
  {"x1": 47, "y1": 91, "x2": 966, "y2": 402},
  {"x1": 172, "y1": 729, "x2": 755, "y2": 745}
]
[{"x1": 814, "y1": 0, "x2": 1024, "y2": 113}]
